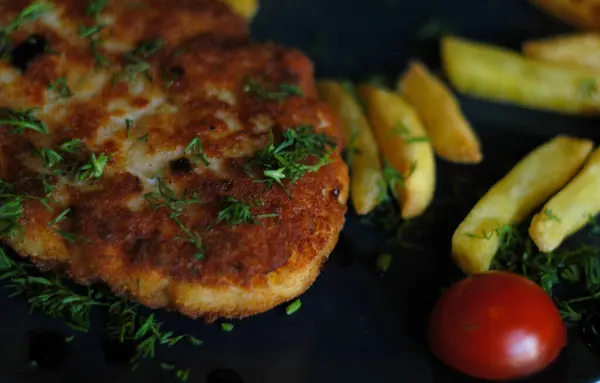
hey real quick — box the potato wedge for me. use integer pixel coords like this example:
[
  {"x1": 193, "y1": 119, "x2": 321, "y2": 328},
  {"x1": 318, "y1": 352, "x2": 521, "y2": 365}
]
[
  {"x1": 222, "y1": 0, "x2": 259, "y2": 19},
  {"x1": 529, "y1": 0, "x2": 600, "y2": 30},
  {"x1": 317, "y1": 81, "x2": 385, "y2": 215},
  {"x1": 523, "y1": 34, "x2": 600, "y2": 70},
  {"x1": 530, "y1": 148, "x2": 600, "y2": 253},
  {"x1": 399, "y1": 61, "x2": 482, "y2": 164},
  {"x1": 358, "y1": 85, "x2": 435, "y2": 219},
  {"x1": 452, "y1": 136, "x2": 593, "y2": 275},
  {"x1": 442, "y1": 36, "x2": 600, "y2": 115}
]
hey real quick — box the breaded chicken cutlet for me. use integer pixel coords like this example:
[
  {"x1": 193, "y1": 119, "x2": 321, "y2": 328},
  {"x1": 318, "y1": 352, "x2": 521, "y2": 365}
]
[{"x1": 0, "y1": 0, "x2": 349, "y2": 320}]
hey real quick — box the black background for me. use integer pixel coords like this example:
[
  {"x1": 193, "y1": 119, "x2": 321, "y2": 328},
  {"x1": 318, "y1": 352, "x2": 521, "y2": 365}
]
[{"x1": 2, "y1": 0, "x2": 600, "y2": 382}]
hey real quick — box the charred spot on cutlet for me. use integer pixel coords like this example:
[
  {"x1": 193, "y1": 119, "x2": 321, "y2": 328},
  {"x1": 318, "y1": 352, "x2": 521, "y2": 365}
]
[{"x1": 11, "y1": 35, "x2": 48, "y2": 71}]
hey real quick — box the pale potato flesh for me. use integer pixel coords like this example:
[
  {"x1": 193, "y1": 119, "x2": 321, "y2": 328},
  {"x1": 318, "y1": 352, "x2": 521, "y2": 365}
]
[
  {"x1": 359, "y1": 85, "x2": 435, "y2": 219},
  {"x1": 442, "y1": 36, "x2": 600, "y2": 115},
  {"x1": 530, "y1": 148, "x2": 600, "y2": 253},
  {"x1": 452, "y1": 136, "x2": 593, "y2": 275},
  {"x1": 399, "y1": 61, "x2": 482, "y2": 164},
  {"x1": 523, "y1": 34, "x2": 600, "y2": 70},
  {"x1": 317, "y1": 81, "x2": 385, "y2": 215},
  {"x1": 529, "y1": 0, "x2": 600, "y2": 30}
]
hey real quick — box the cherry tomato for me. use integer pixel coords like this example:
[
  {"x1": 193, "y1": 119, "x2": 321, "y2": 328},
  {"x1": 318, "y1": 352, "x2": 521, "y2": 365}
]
[{"x1": 429, "y1": 271, "x2": 566, "y2": 380}]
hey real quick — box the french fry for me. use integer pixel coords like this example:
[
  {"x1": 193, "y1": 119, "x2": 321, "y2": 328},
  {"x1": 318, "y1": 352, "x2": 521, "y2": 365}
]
[
  {"x1": 222, "y1": 0, "x2": 259, "y2": 19},
  {"x1": 442, "y1": 36, "x2": 600, "y2": 115},
  {"x1": 523, "y1": 34, "x2": 600, "y2": 70},
  {"x1": 530, "y1": 148, "x2": 600, "y2": 253},
  {"x1": 317, "y1": 81, "x2": 385, "y2": 215},
  {"x1": 358, "y1": 84, "x2": 435, "y2": 219},
  {"x1": 528, "y1": 0, "x2": 600, "y2": 30},
  {"x1": 452, "y1": 136, "x2": 593, "y2": 275},
  {"x1": 399, "y1": 61, "x2": 482, "y2": 164}
]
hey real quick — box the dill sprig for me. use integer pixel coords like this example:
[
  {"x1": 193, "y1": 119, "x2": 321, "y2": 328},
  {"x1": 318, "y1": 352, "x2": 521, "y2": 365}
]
[
  {"x1": 544, "y1": 208, "x2": 561, "y2": 222},
  {"x1": 184, "y1": 137, "x2": 209, "y2": 166},
  {"x1": 106, "y1": 298, "x2": 201, "y2": 368},
  {"x1": 132, "y1": 39, "x2": 165, "y2": 58},
  {"x1": 0, "y1": 108, "x2": 49, "y2": 134},
  {"x1": 48, "y1": 208, "x2": 70, "y2": 227},
  {"x1": 3, "y1": 2, "x2": 53, "y2": 34},
  {"x1": 0, "y1": 248, "x2": 101, "y2": 331},
  {"x1": 120, "y1": 39, "x2": 164, "y2": 85},
  {"x1": 78, "y1": 0, "x2": 110, "y2": 68},
  {"x1": 381, "y1": 161, "x2": 416, "y2": 199},
  {"x1": 78, "y1": 24, "x2": 105, "y2": 38},
  {"x1": 392, "y1": 122, "x2": 429, "y2": 143},
  {"x1": 0, "y1": 178, "x2": 56, "y2": 236},
  {"x1": 37, "y1": 147, "x2": 63, "y2": 168},
  {"x1": 59, "y1": 139, "x2": 83, "y2": 153},
  {"x1": 48, "y1": 76, "x2": 73, "y2": 98},
  {"x1": 144, "y1": 176, "x2": 205, "y2": 260},
  {"x1": 490, "y1": 219, "x2": 600, "y2": 322},
  {"x1": 244, "y1": 126, "x2": 336, "y2": 193},
  {"x1": 0, "y1": 247, "x2": 202, "y2": 369},
  {"x1": 86, "y1": 0, "x2": 108, "y2": 20},
  {"x1": 243, "y1": 77, "x2": 303, "y2": 101},
  {"x1": 0, "y1": 191, "x2": 24, "y2": 237},
  {"x1": 161, "y1": 363, "x2": 192, "y2": 382},
  {"x1": 216, "y1": 197, "x2": 278, "y2": 226},
  {"x1": 77, "y1": 152, "x2": 109, "y2": 181},
  {"x1": 122, "y1": 53, "x2": 151, "y2": 85},
  {"x1": 0, "y1": 2, "x2": 53, "y2": 61},
  {"x1": 80, "y1": 27, "x2": 109, "y2": 68}
]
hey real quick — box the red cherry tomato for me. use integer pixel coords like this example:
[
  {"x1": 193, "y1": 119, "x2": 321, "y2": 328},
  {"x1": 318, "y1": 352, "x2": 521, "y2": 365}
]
[{"x1": 429, "y1": 271, "x2": 566, "y2": 381}]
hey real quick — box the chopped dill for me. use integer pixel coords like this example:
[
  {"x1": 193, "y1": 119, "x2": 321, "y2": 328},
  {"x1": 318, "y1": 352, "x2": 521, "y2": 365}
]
[
  {"x1": 243, "y1": 77, "x2": 303, "y2": 101},
  {"x1": 48, "y1": 76, "x2": 73, "y2": 98},
  {"x1": 216, "y1": 197, "x2": 278, "y2": 225},
  {"x1": 244, "y1": 126, "x2": 336, "y2": 194}
]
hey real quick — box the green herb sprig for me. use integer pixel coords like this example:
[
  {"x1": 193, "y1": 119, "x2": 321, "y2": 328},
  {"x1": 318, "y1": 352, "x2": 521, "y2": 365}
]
[
  {"x1": 382, "y1": 162, "x2": 416, "y2": 199},
  {"x1": 0, "y1": 183, "x2": 24, "y2": 237},
  {"x1": 3, "y1": 2, "x2": 53, "y2": 34},
  {"x1": 0, "y1": 109, "x2": 49, "y2": 134},
  {"x1": 77, "y1": 152, "x2": 110, "y2": 181},
  {"x1": 0, "y1": 248, "x2": 101, "y2": 331},
  {"x1": 245, "y1": 126, "x2": 336, "y2": 193},
  {"x1": 48, "y1": 76, "x2": 73, "y2": 98},
  {"x1": 120, "y1": 39, "x2": 165, "y2": 85},
  {"x1": 106, "y1": 302, "x2": 201, "y2": 368},
  {"x1": 0, "y1": 179, "x2": 55, "y2": 237},
  {"x1": 144, "y1": 176, "x2": 205, "y2": 260},
  {"x1": 0, "y1": 247, "x2": 201, "y2": 371},
  {"x1": 132, "y1": 39, "x2": 164, "y2": 58},
  {"x1": 216, "y1": 197, "x2": 278, "y2": 226},
  {"x1": 86, "y1": 0, "x2": 108, "y2": 20},
  {"x1": 184, "y1": 137, "x2": 209, "y2": 166},
  {"x1": 0, "y1": 2, "x2": 53, "y2": 61},
  {"x1": 491, "y1": 219, "x2": 600, "y2": 322},
  {"x1": 243, "y1": 77, "x2": 303, "y2": 101},
  {"x1": 161, "y1": 363, "x2": 192, "y2": 382}
]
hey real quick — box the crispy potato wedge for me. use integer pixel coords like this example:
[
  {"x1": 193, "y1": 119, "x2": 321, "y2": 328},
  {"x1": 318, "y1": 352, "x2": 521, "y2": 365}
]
[
  {"x1": 452, "y1": 136, "x2": 593, "y2": 275},
  {"x1": 442, "y1": 36, "x2": 600, "y2": 115},
  {"x1": 399, "y1": 61, "x2": 482, "y2": 164},
  {"x1": 523, "y1": 34, "x2": 600, "y2": 70},
  {"x1": 530, "y1": 148, "x2": 600, "y2": 253},
  {"x1": 317, "y1": 81, "x2": 385, "y2": 215},
  {"x1": 529, "y1": 0, "x2": 600, "y2": 30},
  {"x1": 358, "y1": 84, "x2": 435, "y2": 219},
  {"x1": 222, "y1": 0, "x2": 259, "y2": 19}
]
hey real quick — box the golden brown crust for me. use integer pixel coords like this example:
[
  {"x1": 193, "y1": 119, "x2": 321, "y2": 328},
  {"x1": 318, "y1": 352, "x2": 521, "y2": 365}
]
[{"x1": 1, "y1": 0, "x2": 349, "y2": 320}]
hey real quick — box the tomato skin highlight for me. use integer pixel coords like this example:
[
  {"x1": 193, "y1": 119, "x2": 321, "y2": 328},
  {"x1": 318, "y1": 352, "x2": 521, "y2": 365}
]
[{"x1": 429, "y1": 271, "x2": 567, "y2": 380}]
